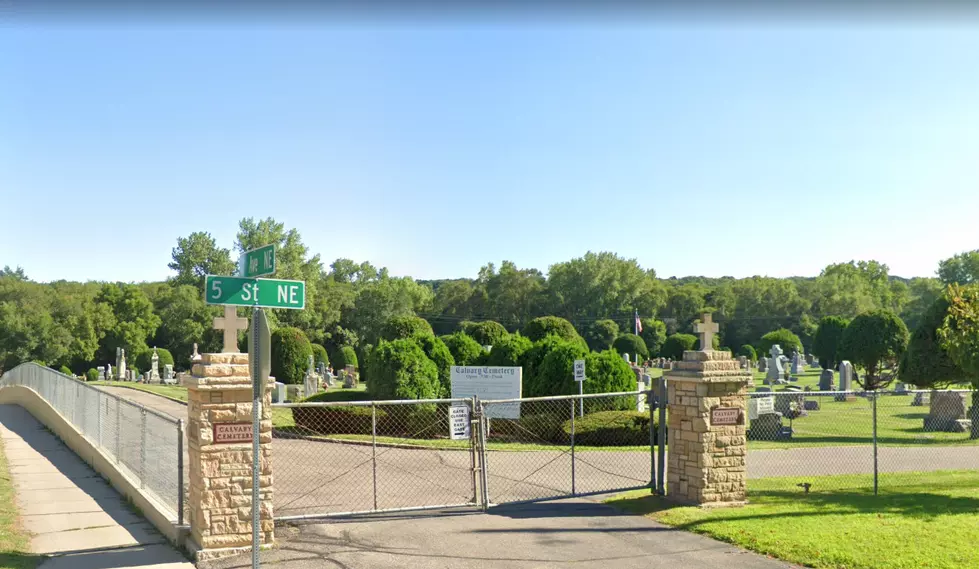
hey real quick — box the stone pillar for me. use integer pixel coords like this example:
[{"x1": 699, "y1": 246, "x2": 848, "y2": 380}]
[
  {"x1": 665, "y1": 349, "x2": 752, "y2": 507},
  {"x1": 184, "y1": 352, "x2": 274, "y2": 560}
]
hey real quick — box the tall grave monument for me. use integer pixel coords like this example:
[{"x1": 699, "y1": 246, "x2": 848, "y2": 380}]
[
  {"x1": 665, "y1": 313, "x2": 752, "y2": 507},
  {"x1": 766, "y1": 345, "x2": 784, "y2": 384}
]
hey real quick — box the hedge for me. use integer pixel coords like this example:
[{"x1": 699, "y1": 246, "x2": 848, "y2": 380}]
[
  {"x1": 460, "y1": 321, "x2": 509, "y2": 347},
  {"x1": 310, "y1": 344, "x2": 330, "y2": 368},
  {"x1": 291, "y1": 401, "x2": 445, "y2": 438},
  {"x1": 562, "y1": 411, "x2": 658, "y2": 446},
  {"x1": 381, "y1": 315, "x2": 434, "y2": 341},
  {"x1": 332, "y1": 345, "x2": 358, "y2": 370},
  {"x1": 737, "y1": 344, "x2": 757, "y2": 360},
  {"x1": 367, "y1": 338, "x2": 440, "y2": 400},
  {"x1": 414, "y1": 334, "x2": 455, "y2": 397},
  {"x1": 525, "y1": 339, "x2": 589, "y2": 397},
  {"x1": 660, "y1": 334, "x2": 697, "y2": 360},
  {"x1": 441, "y1": 332, "x2": 486, "y2": 366},
  {"x1": 58, "y1": 365, "x2": 72, "y2": 376},
  {"x1": 584, "y1": 349, "x2": 637, "y2": 400},
  {"x1": 522, "y1": 316, "x2": 580, "y2": 343},
  {"x1": 86, "y1": 368, "x2": 98, "y2": 382},
  {"x1": 486, "y1": 333, "x2": 533, "y2": 367},
  {"x1": 135, "y1": 348, "x2": 174, "y2": 374},
  {"x1": 612, "y1": 334, "x2": 648, "y2": 361},
  {"x1": 271, "y1": 327, "x2": 313, "y2": 385},
  {"x1": 585, "y1": 319, "x2": 619, "y2": 351}
]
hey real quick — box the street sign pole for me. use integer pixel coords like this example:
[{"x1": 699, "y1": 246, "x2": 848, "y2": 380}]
[
  {"x1": 573, "y1": 359, "x2": 585, "y2": 417},
  {"x1": 248, "y1": 309, "x2": 271, "y2": 569}
]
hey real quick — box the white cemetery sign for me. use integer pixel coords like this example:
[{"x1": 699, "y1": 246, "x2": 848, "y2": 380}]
[
  {"x1": 450, "y1": 366, "x2": 522, "y2": 419},
  {"x1": 748, "y1": 395, "x2": 776, "y2": 420}
]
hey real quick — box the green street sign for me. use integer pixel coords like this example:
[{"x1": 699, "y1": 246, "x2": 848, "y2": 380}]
[
  {"x1": 204, "y1": 275, "x2": 305, "y2": 310},
  {"x1": 238, "y1": 244, "x2": 275, "y2": 278}
]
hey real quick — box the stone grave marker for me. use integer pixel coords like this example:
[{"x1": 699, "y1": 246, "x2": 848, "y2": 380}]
[
  {"x1": 273, "y1": 381, "x2": 286, "y2": 403},
  {"x1": 148, "y1": 347, "x2": 161, "y2": 383},
  {"x1": 819, "y1": 369, "x2": 835, "y2": 391},
  {"x1": 791, "y1": 350, "x2": 804, "y2": 374},
  {"x1": 303, "y1": 355, "x2": 319, "y2": 399},
  {"x1": 163, "y1": 364, "x2": 174, "y2": 384},
  {"x1": 912, "y1": 390, "x2": 931, "y2": 407},
  {"x1": 97, "y1": 366, "x2": 106, "y2": 381},
  {"x1": 766, "y1": 345, "x2": 784, "y2": 384},
  {"x1": 924, "y1": 391, "x2": 970, "y2": 432},
  {"x1": 343, "y1": 365, "x2": 358, "y2": 388},
  {"x1": 116, "y1": 347, "x2": 126, "y2": 380},
  {"x1": 758, "y1": 357, "x2": 768, "y2": 373},
  {"x1": 836, "y1": 361, "x2": 857, "y2": 401}
]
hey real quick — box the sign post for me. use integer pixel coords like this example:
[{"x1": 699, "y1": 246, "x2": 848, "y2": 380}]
[
  {"x1": 248, "y1": 308, "x2": 270, "y2": 569},
  {"x1": 573, "y1": 359, "x2": 585, "y2": 417}
]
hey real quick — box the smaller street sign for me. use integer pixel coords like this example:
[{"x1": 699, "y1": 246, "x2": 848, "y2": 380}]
[
  {"x1": 238, "y1": 244, "x2": 276, "y2": 278},
  {"x1": 205, "y1": 275, "x2": 306, "y2": 310},
  {"x1": 573, "y1": 359, "x2": 586, "y2": 382}
]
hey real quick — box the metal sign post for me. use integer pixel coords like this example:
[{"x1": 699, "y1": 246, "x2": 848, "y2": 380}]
[
  {"x1": 248, "y1": 308, "x2": 271, "y2": 569},
  {"x1": 573, "y1": 359, "x2": 585, "y2": 417}
]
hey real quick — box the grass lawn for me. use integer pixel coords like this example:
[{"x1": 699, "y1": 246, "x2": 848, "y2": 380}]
[
  {"x1": 0, "y1": 433, "x2": 44, "y2": 569},
  {"x1": 90, "y1": 381, "x2": 188, "y2": 402},
  {"x1": 607, "y1": 470, "x2": 979, "y2": 569}
]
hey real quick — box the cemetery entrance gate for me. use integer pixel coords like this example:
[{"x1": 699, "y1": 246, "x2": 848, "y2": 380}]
[{"x1": 270, "y1": 390, "x2": 660, "y2": 520}]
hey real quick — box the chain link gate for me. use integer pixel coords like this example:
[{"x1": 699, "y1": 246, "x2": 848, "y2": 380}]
[{"x1": 271, "y1": 390, "x2": 661, "y2": 520}]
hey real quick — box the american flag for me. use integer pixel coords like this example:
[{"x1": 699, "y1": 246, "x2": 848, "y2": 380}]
[{"x1": 635, "y1": 312, "x2": 643, "y2": 334}]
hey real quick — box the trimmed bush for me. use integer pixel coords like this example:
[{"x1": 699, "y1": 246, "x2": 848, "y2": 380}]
[
  {"x1": 485, "y1": 412, "x2": 570, "y2": 444},
  {"x1": 460, "y1": 321, "x2": 509, "y2": 347},
  {"x1": 58, "y1": 365, "x2": 72, "y2": 376},
  {"x1": 759, "y1": 328, "x2": 803, "y2": 358},
  {"x1": 518, "y1": 336, "x2": 568, "y2": 388},
  {"x1": 585, "y1": 319, "x2": 619, "y2": 351},
  {"x1": 487, "y1": 333, "x2": 533, "y2": 367},
  {"x1": 310, "y1": 344, "x2": 330, "y2": 368},
  {"x1": 86, "y1": 368, "x2": 98, "y2": 382},
  {"x1": 441, "y1": 333, "x2": 486, "y2": 366},
  {"x1": 381, "y1": 315, "x2": 434, "y2": 341},
  {"x1": 291, "y1": 402, "x2": 443, "y2": 439},
  {"x1": 332, "y1": 345, "x2": 358, "y2": 371},
  {"x1": 585, "y1": 349, "x2": 638, "y2": 397},
  {"x1": 367, "y1": 338, "x2": 440, "y2": 400},
  {"x1": 612, "y1": 334, "x2": 648, "y2": 361},
  {"x1": 660, "y1": 334, "x2": 697, "y2": 360},
  {"x1": 900, "y1": 296, "x2": 969, "y2": 389},
  {"x1": 135, "y1": 348, "x2": 174, "y2": 374},
  {"x1": 414, "y1": 334, "x2": 455, "y2": 397},
  {"x1": 522, "y1": 316, "x2": 580, "y2": 343},
  {"x1": 271, "y1": 327, "x2": 313, "y2": 385},
  {"x1": 356, "y1": 344, "x2": 372, "y2": 383},
  {"x1": 562, "y1": 411, "x2": 657, "y2": 446},
  {"x1": 526, "y1": 339, "x2": 589, "y2": 397},
  {"x1": 737, "y1": 344, "x2": 757, "y2": 360},
  {"x1": 840, "y1": 309, "x2": 909, "y2": 390}
]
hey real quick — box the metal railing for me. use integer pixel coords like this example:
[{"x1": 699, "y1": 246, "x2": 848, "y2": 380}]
[
  {"x1": 746, "y1": 388, "x2": 979, "y2": 494},
  {"x1": 0, "y1": 363, "x2": 184, "y2": 522}
]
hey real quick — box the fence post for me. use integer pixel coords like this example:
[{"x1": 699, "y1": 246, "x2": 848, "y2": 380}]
[
  {"x1": 140, "y1": 408, "x2": 147, "y2": 489},
  {"x1": 478, "y1": 402, "x2": 490, "y2": 510},
  {"x1": 570, "y1": 398, "x2": 576, "y2": 496},
  {"x1": 657, "y1": 376, "x2": 667, "y2": 495},
  {"x1": 649, "y1": 389, "x2": 656, "y2": 493},
  {"x1": 371, "y1": 403, "x2": 378, "y2": 512},
  {"x1": 469, "y1": 397, "x2": 478, "y2": 507},
  {"x1": 177, "y1": 419, "x2": 185, "y2": 526},
  {"x1": 872, "y1": 391, "x2": 879, "y2": 496}
]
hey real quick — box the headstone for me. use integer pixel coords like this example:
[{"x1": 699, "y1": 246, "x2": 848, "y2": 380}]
[
  {"x1": 791, "y1": 351, "x2": 804, "y2": 374},
  {"x1": 149, "y1": 347, "x2": 161, "y2": 382},
  {"x1": 894, "y1": 382, "x2": 908, "y2": 394},
  {"x1": 637, "y1": 374, "x2": 649, "y2": 412},
  {"x1": 303, "y1": 355, "x2": 319, "y2": 399},
  {"x1": 343, "y1": 365, "x2": 357, "y2": 388},
  {"x1": 163, "y1": 364, "x2": 174, "y2": 384},
  {"x1": 748, "y1": 412, "x2": 790, "y2": 440},
  {"x1": 738, "y1": 355, "x2": 748, "y2": 369},
  {"x1": 190, "y1": 342, "x2": 202, "y2": 363},
  {"x1": 803, "y1": 400, "x2": 821, "y2": 411},
  {"x1": 912, "y1": 391, "x2": 931, "y2": 407},
  {"x1": 805, "y1": 353, "x2": 814, "y2": 366},
  {"x1": 819, "y1": 369, "x2": 835, "y2": 391},
  {"x1": 836, "y1": 361, "x2": 856, "y2": 402},
  {"x1": 756, "y1": 386, "x2": 772, "y2": 393},
  {"x1": 758, "y1": 357, "x2": 768, "y2": 373},
  {"x1": 97, "y1": 366, "x2": 106, "y2": 381},
  {"x1": 622, "y1": 353, "x2": 631, "y2": 364},
  {"x1": 924, "y1": 391, "x2": 969, "y2": 432},
  {"x1": 775, "y1": 390, "x2": 807, "y2": 419},
  {"x1": 273, "y1": 381, "x2": 287, "y2": 403},
  {"x1": 766, "y1": 345, "x2": 784, "y2": 384},
  {"x1": 116, "y1": 347, "x2": 127, "y2": 380}
]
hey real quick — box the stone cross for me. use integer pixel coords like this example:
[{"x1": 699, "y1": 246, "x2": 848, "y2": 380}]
[
  {"x1": 693, "y1": 313, "x2": 719, "y2": 351},
  {"x1": 213, "y1": 305, "x2": 248, "y2": 353}
]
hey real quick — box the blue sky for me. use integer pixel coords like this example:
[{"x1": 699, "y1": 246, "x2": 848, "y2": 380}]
[{"x1": 2, "y1": 20, "x2": 978, "y2": 284}]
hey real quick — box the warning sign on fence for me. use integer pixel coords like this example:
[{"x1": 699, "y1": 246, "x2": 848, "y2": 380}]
[{"x1": 449, "y1": 404, "x2": 471, "y2": 440}]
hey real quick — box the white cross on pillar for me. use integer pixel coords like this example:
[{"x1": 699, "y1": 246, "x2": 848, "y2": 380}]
[
  {"x1": 213, "y1": 305, "x2": 249, "y2": 353},
  {"x1": 694, "y1": 313, "x2": 719, "y2": 352}
]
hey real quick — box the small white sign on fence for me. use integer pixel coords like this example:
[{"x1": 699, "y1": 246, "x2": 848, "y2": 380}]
[
  {"x1": 449, "y1": 404, "x2": 471, "y2": 440},
  {"x1": 748, "y1": 396, "x2": 776, "y2": 420}
]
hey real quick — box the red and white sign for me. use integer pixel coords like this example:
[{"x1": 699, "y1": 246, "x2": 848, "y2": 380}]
[{"x1": 213, "y1": 422, "x2": 253, "y2": 444}]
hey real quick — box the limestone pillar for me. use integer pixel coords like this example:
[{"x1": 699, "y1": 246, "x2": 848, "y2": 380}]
[
  {"x1": 665, "y1": 349, "x2": 752, "y2": 507},
  {"x1": 184, "y1": 352, "x2": 274, "y2": 560}
]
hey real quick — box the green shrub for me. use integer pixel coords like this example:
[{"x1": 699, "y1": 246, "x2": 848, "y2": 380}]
[
  {"x1": 292, "y1": 405, "x2": 380, "y2": 435},
  {"x1": 585, "y1": 349, "x2": 637, "y2": 399},
  {"x1": 612, "y1": 334, "x2": 648, "y2": 361},
  {"x1": 519, "y1": 336, "x2": 568, "y2": 387},
  {"x1": 840, "y1": 309, "x2": 909, "y2": 390},
  {"x1": 367, "y1": 339, "x2": 440, "y2": 400},
  {"x1": 381, "y1": 315, "x2": 434, "y2": 341},
  {"x1": 526, "y1": 339, "x2": 589, "y2": 397},
  {"x1": 522, "y1": 316, "x2": 579, "y2": 343},
  {"x1": 271, "y1": 327, "x2": 313, "y2": 385},
  {"x1": 737, "y1": 344, "x2": 757, "y2": 360},
  {"x1": 310, "y1": 344, "x2": 330, "y2": 368},
  {"x1": 900, "y1": 296, "x2": 969, "y2": 389},
  {"x1": 291, "y1": 402, "x2": 444, "y2": 438},
  {"x1": 485, "y1": 412, "x2": 570, "y2": 444},
  {"x1": 639, "y1": 318, "x2": 668, "y2": 357},
  {"x1": 813, "y1": 316, "x2": 849, "y2": 370},
  {"x1": 135, "y1": 348, "x2": 174, "y2": 374},
  {"x1": 759, "y1": 328, "x2": 803, "y2": 358},
  {"x1": 332, "y1": 345, "x2": 358, "y2": 371},
  {"x1": 660, "y1": 334, "x2": 697, "y2": 360},
  {"x1": 562, "y1": 411, "x2": 658, "y2": 446},
  {"x1": 58, "y1": 365, "x2": 72, "y2": 376},
  {"x1": 356, "y1": 344, "x2": 372, "y2": 383},
  {"x1": 414, "y1": 334, "x2": 455, "y2": 397},
  {"x1": 585, "y1": 319, "x2": 619, "y2": 351},
  {"x1": 487, "y1": 333, "x2": 533, "y2": 367},
  {"x1": 441, "y1": 333, "x2": 486, "y2": 366},
  {"x1": 86, "y1": 368, "x2": 98, "y2": 382},
  {"x1": 460, "y1": 321, "x2": 509, "y2": 347}
]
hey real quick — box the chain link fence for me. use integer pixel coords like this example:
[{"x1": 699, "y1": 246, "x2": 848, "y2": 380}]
[
  {"x1": 747, "y1": 388, "x2": 979, "y2": 494},
  {"x1": 0, "y1": 363, "x2": 184, "y2": 522}
]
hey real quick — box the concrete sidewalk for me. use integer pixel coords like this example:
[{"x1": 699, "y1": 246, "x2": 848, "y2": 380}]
[{"x1": 0, "y1": 404, "x2": 194, "y2": 569}]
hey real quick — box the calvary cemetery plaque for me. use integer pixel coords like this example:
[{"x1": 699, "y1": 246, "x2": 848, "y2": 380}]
[
  {"x1": 711, "y1": 407, "x2": 742, "y2": 426},
  {"x1": 213, "y1": 422, "x2": 253, "y2": 444}
]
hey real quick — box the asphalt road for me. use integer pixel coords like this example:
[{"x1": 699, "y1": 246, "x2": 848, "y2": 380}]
[{"x1": 96, "y1": 386, "x2": 979, "y2": 520}]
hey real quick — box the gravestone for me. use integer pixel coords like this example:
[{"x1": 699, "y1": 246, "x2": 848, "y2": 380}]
[
  {"x1": 190, "y1": 342, "x2": 202, "y2": 363},
  {"x1": 97, "y1": 366, "x2": 106, "y2": 381},
  {"x1": 775, "y1": 390, "x2": 807, "y2": 419},
  {"x1": 622, "y1": 353, "x2": 631, "y2": 364},
  {"x1": 803, "y1": 400, "x2": 821, "y2": 411},
  {"x1": 912, "y1": 390, "x2": 931, "y2": 407},
  {"x1": 163, "y1": 364, "x2": 174, "y2": 384},
  {"x1": 819, "y1": 369, "x2": 835, "y2": 391},
  {"x1": 273, "y1": 382, "x2": 286, "y2": 403},
  {"x1": 738, "y1": 355, "x2": 748, "y2": 369},
  {"x1": 303, "y1": 355, "x2": 319, "y2": 399},
  {"x1": 343, "y1": 365, "x2": 358, "y2": 388},
  {"x1": 805, "y1": 353, "x2": 814, "y2": 366},
  {"x1": 894, "y1": 382, "x2": 908, "y2": 394},
  {"x1": 836, "y1": 361, "x2": 856, "y2": 401},
  {"x1": 148, "y1": 347, "x2": 161, "y2": 382},
  {"x1": 766, "y1": 345, "x2": 784, "y2": 384},
  {"x1": 791, "y1": 351, "x2": 804, "y2": 374},
  {"x1": 924, "y1": 392, "x2": 969, "y2": 432},
  {"x1": 747, "y1": 392, "x2": 790, "y2": 441},
  {"x1": 116, "y1": 347, "x2": 126, "y2": 380},
  {"x1": 758, "y1": 357, "x2": 767, "y2": 373}
]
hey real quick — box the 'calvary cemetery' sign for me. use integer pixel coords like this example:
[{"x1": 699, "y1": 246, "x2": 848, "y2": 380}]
[
  {"x1": 450, "y1": 366, "x2": 522, "y2": 419},
  {"x1": 213, "y1": 423, "x2": 253, "y2": 444}
]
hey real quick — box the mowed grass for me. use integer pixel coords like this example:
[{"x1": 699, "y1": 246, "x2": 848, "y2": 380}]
[
  {"x1": 0, "y1": 432, "x2": 44, "y2": 569},
  {"x1": 90, "y1": 381, "x2": 188, "y2": 402},
  {"x1": 607, "y1": 470, "x2": 979, "y2": 569}
]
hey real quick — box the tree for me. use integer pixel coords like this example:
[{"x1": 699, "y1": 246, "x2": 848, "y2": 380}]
[
  {"x1": 311, "y1": 344, "x2": 330, "y2": 368},
  {"x1": 441, "y1": 333, "x2": 486, "y2": 366},
  {"x1": 584, "y1": 349, "x2": 638, "y2": 395},
  {"x1": 475, "y1": 260, "x2": 547, "y2": 330},
  {"x1": 367, "y1": 338, "x2": 440, "y2": 400},
  {"x1": 150, "y1": 284, "x2": 221, "y2": 367},
  {"x1": 413, "y1": 334, "x2": 455, "y2": 397},
  {"x1": 585, "y1": 319, "x2": 619, "y2": 351},
  {"x1": 459, "y1": 320, "x2": 508, "y2": 347},
  {"x1": 342, "y1": 276, "x2": 434, "y2": 346},
  {"x1": 271, "y1": 327, "x2": 313, "y2": 385},
  {"x1": 333, "y1": 345, "x2": 358, "y2": 370},
  {"x1": 612, "y1": 334, "x2": 648, "y2": 361},
  {"x1": 486, "y1": 333, "x2": 533, "y2": 367},
  {"x1": 526, "y1": 339, "x2": 588, "y2": 397},
  {"x1": 839, "y1": 309, "x2": 909, "y2": 390},
  {"x1": 758, "y1": 328, "x2": 803, "y2": 359},
  {"x1": 168, "y1": 231, "x2": 235, "y2": 289},
  {"x1": 94, "y1": 283, "x2": 161, "y2": 366},
  {"x1": 638, "y1": 318, "x2": 667, "y2": 357},
  {"x1": 134, "y1": 348, "x2": 174, "y2": 374},
  {"x1": 737, "y1": 345, "x2": 757, "y2": 360},
  {"x1": 522, "y1": 316, "x2": 579, "y2": 343},
  {"x1": 900, "y1": 294, "x2": 969, "y2": 389},
  {"x1": 812, "y1": 316, "x2": 850, "y2": 370},
  {"x1": 938, "y1": 250, "x2": 979, "y2": 285},
  {"x1": 660, "y1": 334, "x2": 697, "y2": 360},
  {"x1": 936, "y1": 283, "x2": 979, "y2": 438},
  {"x1": 545, "y1": 252, "x2": 666, "y2": 322},
  {"x1": 0, "y1": 266, "x2": 28, "y2": 281},
  {"x1": 381, "y1": 315, "x2": 434, "y2": 341}
]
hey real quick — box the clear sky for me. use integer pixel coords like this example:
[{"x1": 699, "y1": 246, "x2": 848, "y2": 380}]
[{"x1": 2, "y1": 15, "x2": 978, "y2": 284}]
